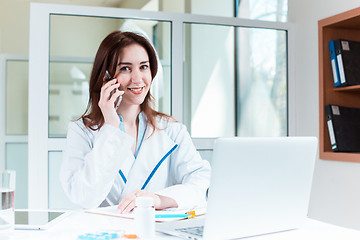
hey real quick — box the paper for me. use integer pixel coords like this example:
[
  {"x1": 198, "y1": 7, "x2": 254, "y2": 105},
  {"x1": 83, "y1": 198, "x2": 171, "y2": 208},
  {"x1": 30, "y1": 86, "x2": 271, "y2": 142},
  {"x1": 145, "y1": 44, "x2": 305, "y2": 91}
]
[{"x1": 85, "y1": 206, "x2": 206, "y2": 222}]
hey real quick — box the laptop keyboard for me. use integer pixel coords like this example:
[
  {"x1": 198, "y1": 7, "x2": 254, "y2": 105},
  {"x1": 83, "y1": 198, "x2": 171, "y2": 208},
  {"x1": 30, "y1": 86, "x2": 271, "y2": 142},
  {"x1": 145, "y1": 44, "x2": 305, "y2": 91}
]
[{"x1": 176, "y1": 226, "x2": 204, "y2": 237}]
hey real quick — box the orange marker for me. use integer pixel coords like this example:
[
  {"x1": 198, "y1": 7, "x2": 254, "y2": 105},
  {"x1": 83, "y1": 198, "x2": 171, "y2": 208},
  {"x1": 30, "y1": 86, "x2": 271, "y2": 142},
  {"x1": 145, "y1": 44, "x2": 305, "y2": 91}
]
[
  {"x1": 123, "y1": 234, "x2": 138, "y2": 239},
  {"x1": 186, "y1": 211, "x2": 196, "y2": 218}
]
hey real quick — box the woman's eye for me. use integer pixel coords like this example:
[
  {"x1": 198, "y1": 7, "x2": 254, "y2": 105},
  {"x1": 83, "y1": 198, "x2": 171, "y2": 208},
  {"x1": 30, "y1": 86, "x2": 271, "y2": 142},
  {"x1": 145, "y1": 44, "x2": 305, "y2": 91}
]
[
  {"x1": 120, "y1": 66, "x2": 130, "y2": 71},
  {"x1": 140, "y1": 65, "x2": 149, "y2": 70}
]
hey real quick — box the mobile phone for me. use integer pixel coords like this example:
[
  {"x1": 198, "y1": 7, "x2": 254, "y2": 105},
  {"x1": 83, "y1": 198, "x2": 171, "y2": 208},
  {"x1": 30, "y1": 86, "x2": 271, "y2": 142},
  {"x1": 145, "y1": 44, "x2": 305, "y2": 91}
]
[{"x1": 103, "y1": 70, "x2": 122, "y2": 109}]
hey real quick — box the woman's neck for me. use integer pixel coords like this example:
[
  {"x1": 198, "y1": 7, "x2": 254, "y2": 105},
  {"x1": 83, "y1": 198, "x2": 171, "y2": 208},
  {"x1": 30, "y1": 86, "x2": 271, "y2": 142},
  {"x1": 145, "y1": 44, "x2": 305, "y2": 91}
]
[{"x1": 117, "y1": 104, "x2": 141, "y2": 125}]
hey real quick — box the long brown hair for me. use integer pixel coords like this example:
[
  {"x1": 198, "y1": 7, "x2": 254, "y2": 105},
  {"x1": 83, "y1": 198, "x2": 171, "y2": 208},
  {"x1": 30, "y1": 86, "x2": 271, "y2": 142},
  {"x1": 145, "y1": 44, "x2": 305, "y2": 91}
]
[{"x1": 81, "y1": 31, "x2": 171, "y2": 131}]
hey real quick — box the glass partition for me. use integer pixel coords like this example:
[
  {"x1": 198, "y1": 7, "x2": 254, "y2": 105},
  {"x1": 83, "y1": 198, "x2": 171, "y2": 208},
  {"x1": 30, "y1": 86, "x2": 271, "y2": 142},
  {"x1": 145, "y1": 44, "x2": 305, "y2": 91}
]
[
  {"x1": 130, "y1": 0, "x2": 235, "y2": 18},
  {"x1": 183, "y1": 24, "x2": 287, "y2": 138},
  {"x1": 48, "y1": 61, "x2": 92, "y2": 137},
  {"x1": 6, "y1": 60, "x2": 28, "y2": 135},
  {"x1": 237, "y1": 27, "x2": 287, "y2": 136},
  {"x1": 48, "y1": 151, "x2": 79, "y2": 209},
  {"x1": 183, "y1": 23, "x2": 235, "y2": 138},
  {"x1": 5, "y1": 143, "x2": 28, "y2": 209},
  {"x1": 49, "y1": 15, "x2": 171, "y2": 137},
  {"x1": 237, "y1": 0, "x2": 288, "y2": 22},
  {"x1": 141, "y1": 0, "x2": 287, "y2": 21}
]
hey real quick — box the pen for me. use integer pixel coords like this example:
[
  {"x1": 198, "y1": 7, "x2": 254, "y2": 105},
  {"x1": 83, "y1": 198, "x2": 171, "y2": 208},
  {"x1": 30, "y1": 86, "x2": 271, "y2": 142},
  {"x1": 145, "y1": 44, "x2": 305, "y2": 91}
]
[
  {"x1": 155, "y1": 214, "x2": 189, "y2": 218},
  {"x1": 155, "y1": 211, "x2": 196, "y2": 219}
]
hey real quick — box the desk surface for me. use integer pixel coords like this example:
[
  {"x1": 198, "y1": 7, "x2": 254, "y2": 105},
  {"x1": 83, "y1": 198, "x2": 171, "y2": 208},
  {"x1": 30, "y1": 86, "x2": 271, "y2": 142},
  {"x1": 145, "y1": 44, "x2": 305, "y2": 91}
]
[{"x1": 2, "y1": 211, "x2": 360, "y2": 240}]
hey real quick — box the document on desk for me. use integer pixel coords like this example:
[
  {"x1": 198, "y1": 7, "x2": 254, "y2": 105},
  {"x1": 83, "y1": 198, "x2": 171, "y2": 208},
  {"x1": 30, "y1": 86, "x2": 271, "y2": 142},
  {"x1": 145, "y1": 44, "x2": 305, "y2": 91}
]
[{"x1": 85, "y1": 206, "x2": 206, "y2": 222}]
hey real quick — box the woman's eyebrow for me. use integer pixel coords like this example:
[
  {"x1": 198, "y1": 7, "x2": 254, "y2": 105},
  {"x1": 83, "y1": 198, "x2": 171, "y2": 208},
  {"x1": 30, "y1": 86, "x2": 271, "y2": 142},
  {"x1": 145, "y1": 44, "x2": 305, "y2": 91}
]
[
  {"x1": 118, "y1": 60, "x2": 149, "y2": 65},
  {"x1": 118, "y1": 62, "x2": 132, "y2": 65}
]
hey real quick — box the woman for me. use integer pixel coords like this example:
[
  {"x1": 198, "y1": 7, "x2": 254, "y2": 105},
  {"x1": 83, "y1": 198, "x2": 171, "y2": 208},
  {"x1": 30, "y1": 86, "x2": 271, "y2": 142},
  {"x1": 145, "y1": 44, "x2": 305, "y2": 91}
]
[{"x1": 60, "y1": 31, "x2": 211, "y2": 213}]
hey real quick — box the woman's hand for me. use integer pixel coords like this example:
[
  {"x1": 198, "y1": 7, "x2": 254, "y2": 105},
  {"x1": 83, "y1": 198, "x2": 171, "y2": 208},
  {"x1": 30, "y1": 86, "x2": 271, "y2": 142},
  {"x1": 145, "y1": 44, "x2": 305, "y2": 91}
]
[
  {"x1": 98, "y1": 78, "x2": 124, "y2": 128},
  {"x1": 117, "y1": 189, "x2": 178, "y2": 214}
]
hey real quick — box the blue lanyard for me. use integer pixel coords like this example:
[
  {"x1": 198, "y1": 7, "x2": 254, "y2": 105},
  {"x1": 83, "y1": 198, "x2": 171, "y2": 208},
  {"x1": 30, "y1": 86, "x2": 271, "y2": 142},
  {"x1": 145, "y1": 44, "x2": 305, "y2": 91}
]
[
  {"x1": 118, "y1": 144, "x2": 178, "y2": 189},
  {"x1": 118, "y1": 112, "x2": 147, "y2": 158}
]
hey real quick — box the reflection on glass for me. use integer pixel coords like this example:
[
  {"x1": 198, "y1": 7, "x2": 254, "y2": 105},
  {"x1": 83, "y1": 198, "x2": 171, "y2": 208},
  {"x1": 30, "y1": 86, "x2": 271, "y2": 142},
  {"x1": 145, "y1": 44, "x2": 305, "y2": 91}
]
[
  {"x1": 5, "y1": 143, "x2": 28, "y2": 209},
  {"x1": 237, "y1": 27, "x2": 287, "y2": 136},
  {"x1": 49, "y1": 15, "x2": 171, "y2": 137},
  {"x1": 48, "y1": 62, "x2": 92, "y2": 137},
  {"x1": 184, "y1": 23, "x2": 235, "y2": 138},
  {"x1": 6, "y1": 60, "x2": 28, "y2": 135},
  {"x1": 237, "y1": 0, "x2": 288, "y2": 22},
  {"x1": 48, "y1": 151, "x2": 79, "y2": 209}
]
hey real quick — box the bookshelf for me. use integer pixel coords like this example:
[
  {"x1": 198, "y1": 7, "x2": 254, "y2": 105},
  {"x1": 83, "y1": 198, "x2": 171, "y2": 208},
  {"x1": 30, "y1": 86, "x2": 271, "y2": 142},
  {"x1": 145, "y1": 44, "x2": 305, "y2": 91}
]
[{"x1": 319, "y1": 7, "x2": 360, "y2": 162}]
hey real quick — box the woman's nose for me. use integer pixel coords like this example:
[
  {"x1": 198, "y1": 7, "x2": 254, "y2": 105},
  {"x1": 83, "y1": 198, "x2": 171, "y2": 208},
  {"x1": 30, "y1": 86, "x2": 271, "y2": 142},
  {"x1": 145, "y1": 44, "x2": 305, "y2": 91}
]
[{"x1": 131, "y1": 69, "x2": 142, "y2": 83}]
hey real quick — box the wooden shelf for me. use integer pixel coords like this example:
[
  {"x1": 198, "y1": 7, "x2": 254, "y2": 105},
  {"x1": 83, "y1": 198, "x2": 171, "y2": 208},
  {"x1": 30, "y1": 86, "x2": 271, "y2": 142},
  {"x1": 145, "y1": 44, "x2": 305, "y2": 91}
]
[
  {"x1": 320, "y1": 151, "x2": 360, "y2": 163},
  {"x1": 333, "y1": 85, "x2": 360, "y2": 92},
  {"x1": 319, "y1": 7, "x2": 360, "y2": 162}
]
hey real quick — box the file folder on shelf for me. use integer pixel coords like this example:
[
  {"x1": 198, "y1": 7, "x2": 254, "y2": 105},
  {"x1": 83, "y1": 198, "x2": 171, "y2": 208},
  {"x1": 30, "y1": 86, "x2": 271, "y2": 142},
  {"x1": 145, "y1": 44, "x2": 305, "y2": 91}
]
[
  {"x1": 328, "y1": 39, "x2": 360, "y2": 87},
  {"x1": 328, "y1": 40, "x2": 341, "y2": 87},
  {"x1": 325, "y1": 105, "x2": 360, "y2": 152}
]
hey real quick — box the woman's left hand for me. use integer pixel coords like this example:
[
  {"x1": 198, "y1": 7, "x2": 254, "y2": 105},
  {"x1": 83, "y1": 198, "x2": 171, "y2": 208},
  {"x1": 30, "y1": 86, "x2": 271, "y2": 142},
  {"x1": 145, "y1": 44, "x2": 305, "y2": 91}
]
[{"x1": 117, "y1": 189, "x2": 178, "y2": 214}]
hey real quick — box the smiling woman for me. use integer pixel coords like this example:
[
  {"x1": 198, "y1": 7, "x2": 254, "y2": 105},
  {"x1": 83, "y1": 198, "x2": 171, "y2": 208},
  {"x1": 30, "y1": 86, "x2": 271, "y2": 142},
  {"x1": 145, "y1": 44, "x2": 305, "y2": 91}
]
[
  {"x1": 59, "y1": 31, "x2": 211, "y2": 211},
  {"x1": 116, "y1": 44, "x2": 152, "y2": 107}
]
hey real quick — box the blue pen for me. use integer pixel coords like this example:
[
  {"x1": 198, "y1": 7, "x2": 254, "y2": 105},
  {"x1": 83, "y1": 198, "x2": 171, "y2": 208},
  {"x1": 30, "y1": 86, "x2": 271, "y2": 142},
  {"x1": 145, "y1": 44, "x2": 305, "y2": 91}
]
[{"x1": 155, "y1": 213, "x2": 189, "y2": 218}]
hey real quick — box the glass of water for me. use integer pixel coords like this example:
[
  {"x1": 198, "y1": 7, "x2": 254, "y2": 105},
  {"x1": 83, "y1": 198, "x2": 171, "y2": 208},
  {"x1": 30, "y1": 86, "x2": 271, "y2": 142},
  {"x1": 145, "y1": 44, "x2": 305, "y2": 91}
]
[{"x1": 0, "y1": 170, "x2": 15, "y2": 230}]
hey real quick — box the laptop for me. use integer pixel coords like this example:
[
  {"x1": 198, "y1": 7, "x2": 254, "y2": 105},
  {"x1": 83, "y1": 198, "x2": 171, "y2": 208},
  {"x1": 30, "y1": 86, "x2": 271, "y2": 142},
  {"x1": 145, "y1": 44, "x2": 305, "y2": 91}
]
[{"x1": 157, "y1": 137, "x2": 318, "y2": 240}]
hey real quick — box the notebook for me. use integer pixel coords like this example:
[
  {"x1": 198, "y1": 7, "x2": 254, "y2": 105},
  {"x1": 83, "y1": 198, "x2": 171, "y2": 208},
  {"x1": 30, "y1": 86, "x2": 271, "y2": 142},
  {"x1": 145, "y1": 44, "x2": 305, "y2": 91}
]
[
  {"x1": 85, "y1": 205, "x2": 206, "y2": 222},
  {"x1": 156, "y1": 137, "x2": 318, "y2": 240}
]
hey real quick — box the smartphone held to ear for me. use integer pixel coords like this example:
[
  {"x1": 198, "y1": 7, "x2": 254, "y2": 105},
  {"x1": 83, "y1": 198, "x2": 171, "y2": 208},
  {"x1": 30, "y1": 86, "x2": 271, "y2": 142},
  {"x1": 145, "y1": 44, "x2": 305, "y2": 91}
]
[{"x1": 104, "y1": 70, "x2": 122, "y2": 109}]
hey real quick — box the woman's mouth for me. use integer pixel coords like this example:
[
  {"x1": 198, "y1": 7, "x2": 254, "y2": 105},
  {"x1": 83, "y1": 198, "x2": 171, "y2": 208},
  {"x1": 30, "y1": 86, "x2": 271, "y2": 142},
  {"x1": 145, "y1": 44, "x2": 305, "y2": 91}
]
[{"x1": 128, "y1": 87, "x2": 144, "y2": 94}]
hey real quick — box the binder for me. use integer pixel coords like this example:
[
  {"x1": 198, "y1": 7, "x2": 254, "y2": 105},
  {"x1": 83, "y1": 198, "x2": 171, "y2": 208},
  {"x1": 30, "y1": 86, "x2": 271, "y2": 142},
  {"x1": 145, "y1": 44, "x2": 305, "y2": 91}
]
[
  {"x1": 330, "y1": 39, "x2": 360, "y2": 87},
  {"x1": 325, "y1": 105, "x2": 360, "y2": 152},
  {"x1": 328, "y1": 40, "x2": 341, "y2": 87}
]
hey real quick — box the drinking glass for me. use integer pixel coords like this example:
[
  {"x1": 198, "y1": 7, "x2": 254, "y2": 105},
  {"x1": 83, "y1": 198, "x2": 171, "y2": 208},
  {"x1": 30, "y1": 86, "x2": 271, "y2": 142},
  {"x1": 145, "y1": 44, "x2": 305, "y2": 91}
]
[{"x1": 0, "y1": 170, "x2": 16, "y2": 230}]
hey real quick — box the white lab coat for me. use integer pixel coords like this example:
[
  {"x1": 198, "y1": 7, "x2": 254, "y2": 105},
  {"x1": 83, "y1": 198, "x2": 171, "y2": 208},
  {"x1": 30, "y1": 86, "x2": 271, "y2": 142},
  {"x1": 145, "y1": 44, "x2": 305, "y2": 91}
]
[{"x1": 60, "y1": 116, "x2": 211, "y2": 209}]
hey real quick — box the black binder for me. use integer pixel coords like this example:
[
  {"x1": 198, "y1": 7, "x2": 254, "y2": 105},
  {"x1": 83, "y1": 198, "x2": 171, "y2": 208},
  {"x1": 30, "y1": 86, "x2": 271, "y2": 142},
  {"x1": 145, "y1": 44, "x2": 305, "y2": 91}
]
[
  {"x1": 332, "y1": 39, "x2": 360, "y2": 87},
  {"x1": 325, "y1": 105, "x2": 360, "y2": 152}
]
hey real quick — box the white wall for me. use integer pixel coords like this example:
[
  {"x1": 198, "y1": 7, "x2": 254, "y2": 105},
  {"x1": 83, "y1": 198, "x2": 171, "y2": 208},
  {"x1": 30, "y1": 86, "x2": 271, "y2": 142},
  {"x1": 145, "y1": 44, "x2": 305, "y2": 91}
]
[
  {"x1": 288, "y1": 0, "x2": 360, "y2": 230},
  {"x1": 0, "y1": 0, "x2": 30, "y2": 54}
]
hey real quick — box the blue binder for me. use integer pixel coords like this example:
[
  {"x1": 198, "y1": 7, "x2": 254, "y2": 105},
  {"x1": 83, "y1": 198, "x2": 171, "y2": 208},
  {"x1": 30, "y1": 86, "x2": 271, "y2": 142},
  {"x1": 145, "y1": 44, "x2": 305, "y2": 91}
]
[
  {"x1": 329, "y1": 39, "x2": 360, "y2": 87},
  {"x1": 328, "y1": 40, "x2": 341, "y2": 87}
]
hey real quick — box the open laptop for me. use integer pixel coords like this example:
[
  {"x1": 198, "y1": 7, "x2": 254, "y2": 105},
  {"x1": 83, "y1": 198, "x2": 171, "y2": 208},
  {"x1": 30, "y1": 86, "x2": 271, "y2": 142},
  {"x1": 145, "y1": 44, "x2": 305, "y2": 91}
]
[{"x1": 157, "y1": 137, "x2": 318, "y2": 240}]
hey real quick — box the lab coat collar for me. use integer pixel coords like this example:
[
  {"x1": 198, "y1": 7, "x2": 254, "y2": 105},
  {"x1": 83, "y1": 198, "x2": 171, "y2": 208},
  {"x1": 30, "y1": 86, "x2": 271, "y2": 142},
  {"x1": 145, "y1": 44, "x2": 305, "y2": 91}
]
[{"x1": 120, "y1": 121, "x2": 178, "y2": 193}]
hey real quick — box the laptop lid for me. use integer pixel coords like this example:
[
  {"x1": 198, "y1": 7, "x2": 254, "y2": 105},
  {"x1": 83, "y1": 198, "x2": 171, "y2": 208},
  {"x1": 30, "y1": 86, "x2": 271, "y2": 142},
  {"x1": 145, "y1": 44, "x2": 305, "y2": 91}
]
[{"x1": 203, "y1": 137, "x2": 317, "y2": 240}]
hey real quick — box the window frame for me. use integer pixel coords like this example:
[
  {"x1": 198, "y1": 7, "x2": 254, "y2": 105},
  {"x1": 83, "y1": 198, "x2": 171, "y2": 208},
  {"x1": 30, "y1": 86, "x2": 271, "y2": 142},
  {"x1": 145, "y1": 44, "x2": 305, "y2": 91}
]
[{"x1": 28, "y1": 3, "x2": 295, "y2": 209}]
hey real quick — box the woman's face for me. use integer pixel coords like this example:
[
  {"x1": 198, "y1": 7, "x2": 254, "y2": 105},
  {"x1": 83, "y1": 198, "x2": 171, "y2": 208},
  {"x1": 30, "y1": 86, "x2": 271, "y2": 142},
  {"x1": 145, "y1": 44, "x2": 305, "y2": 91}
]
[{"x1": 114, "y1": 43, "x2": 152, "y2": 107}]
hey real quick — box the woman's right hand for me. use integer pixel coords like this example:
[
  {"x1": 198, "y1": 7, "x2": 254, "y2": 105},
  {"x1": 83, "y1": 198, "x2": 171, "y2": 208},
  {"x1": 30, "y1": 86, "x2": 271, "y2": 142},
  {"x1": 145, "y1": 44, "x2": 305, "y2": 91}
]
[{"x1": 98, "y1": 79, "x2": 124, "y2": 128}]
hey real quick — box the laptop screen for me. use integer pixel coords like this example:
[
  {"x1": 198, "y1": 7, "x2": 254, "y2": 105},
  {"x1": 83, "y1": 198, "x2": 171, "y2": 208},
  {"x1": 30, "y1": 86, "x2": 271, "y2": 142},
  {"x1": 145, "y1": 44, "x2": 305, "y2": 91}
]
[{"x1": 203, "y1": 137, "x2": 317, "y2": 240}]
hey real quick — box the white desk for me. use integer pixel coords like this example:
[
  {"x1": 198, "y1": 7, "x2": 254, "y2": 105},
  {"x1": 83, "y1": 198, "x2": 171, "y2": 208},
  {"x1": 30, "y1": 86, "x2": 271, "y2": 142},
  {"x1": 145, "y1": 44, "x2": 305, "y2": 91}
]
[{"x1": 2, "y1": 211, "x2": 360, "y2": 240}]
